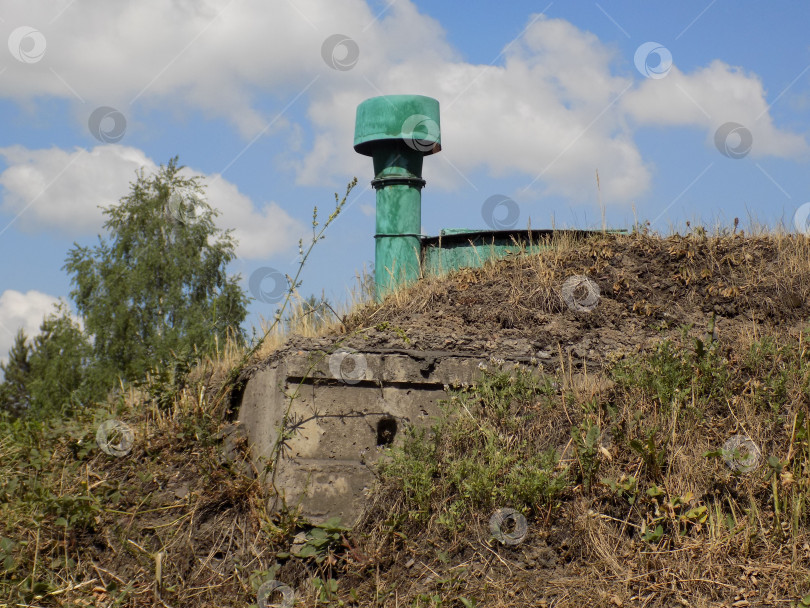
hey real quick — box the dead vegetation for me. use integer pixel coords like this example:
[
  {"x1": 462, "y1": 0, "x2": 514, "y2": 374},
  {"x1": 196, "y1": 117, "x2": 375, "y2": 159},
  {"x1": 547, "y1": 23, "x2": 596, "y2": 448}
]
[{"x1": 3, "y1": 228, "x2": 810, "y2": 607}]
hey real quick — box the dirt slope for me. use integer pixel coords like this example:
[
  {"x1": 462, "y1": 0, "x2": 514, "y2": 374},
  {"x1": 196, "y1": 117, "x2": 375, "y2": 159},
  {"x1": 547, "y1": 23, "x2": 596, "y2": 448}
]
[{"x1": 4, "y1": 230, "x2": 810, "y2": 608}]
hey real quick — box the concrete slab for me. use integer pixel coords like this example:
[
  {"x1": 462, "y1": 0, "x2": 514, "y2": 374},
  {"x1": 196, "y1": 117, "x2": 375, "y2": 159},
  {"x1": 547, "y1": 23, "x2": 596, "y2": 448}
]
[{"x1": 237, "y1": 346, "x2": 491, "y2": 525}]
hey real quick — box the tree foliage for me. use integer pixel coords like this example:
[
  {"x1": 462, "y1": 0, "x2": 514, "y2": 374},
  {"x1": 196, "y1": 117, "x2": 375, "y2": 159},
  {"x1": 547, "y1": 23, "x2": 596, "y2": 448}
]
[
  {"x1": 0, "y1": 302, "x2": 99, "y2": 418},
  {"x1": 63, "y1": 157, "x2": 249, "y2": 386},
  {"x1": 27, "y1": 302, "x2": 98, "y2": 416},
  {"x1": 0, "y1": 329, "x2": 31, "y2": 417}
]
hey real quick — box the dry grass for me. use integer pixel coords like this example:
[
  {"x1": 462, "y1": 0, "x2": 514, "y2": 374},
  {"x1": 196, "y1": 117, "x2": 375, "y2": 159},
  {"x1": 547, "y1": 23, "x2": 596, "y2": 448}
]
[{"x1": 4, "y1": 227, "x2": 810, "y2": 607}]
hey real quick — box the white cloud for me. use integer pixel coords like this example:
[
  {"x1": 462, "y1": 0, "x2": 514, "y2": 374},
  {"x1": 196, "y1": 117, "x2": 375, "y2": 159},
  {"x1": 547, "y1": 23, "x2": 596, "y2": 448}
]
[
  {"x1": 299, "y1": 15, "x2": 650, "y2": 203},
  {"x1": 202, "y1": 175, "x2": 302, "y2": 259},
  {"x1": 0, "y1": 289, "x2": 59, "y2": 366},
  {"x1": 0, "y1": 144, "x2": 157, "y2": 234},
  {"x1": 0, "y1": 0, "x2": 389, "y2": 137},
  {"x1": 622, "y1": 61, "x2": 808, "y2": 159},
  {"x1": 0, "y1": 2, "x2": 805, "y2": 206},
  {"x1": 0, "y1": 145, "x2": 303, "y2": 258}
]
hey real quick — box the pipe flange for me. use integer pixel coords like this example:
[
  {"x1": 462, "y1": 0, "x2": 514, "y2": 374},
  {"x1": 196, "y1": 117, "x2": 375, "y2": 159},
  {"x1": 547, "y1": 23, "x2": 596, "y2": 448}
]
[
  {"x1": 374, "y1": 233, "x2": 423, "y2": 239},
  {"x1": 371, "y1": 176, "x2": 426, "y2": 189}
]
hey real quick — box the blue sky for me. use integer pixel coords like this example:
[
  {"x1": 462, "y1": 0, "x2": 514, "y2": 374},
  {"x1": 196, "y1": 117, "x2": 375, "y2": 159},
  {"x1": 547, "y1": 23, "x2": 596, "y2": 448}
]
[{"x1": 1, "y1": 0, "x2": 809, "y2": 363}]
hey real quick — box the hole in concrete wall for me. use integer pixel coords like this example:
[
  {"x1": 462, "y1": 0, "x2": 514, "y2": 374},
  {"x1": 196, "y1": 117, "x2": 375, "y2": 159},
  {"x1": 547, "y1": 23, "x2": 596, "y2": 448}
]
[
  {"x1": 376, "y1": 417, "x2": 397, "y2": 447},
  {"x1": 225, "y1": 380, "x2": 246, "y2": 422}
]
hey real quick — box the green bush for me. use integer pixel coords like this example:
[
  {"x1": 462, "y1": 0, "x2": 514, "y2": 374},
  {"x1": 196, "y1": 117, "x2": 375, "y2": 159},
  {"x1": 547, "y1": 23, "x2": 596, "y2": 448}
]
[{"x1": 378, "y1": 365, "x2": 569, "y2": 531}]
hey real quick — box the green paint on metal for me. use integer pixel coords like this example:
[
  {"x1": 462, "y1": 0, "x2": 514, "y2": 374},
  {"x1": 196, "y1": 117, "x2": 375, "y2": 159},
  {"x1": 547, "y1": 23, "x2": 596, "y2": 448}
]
[
  {"x1": 421, "y1": 232, "x2": 546, "y2": 277},
  {"x1": 353, "y1": 95, "x2": 441, "y2": 301},
  {"x1": 352, "y1": 95, "x2": 627, "y2": 300},
  {"x1": 354, "y1": 95, "x2": 441, "y2": 156},
  {"x1": 421, "y1": 229, "x2": 628, "y2": 277}
]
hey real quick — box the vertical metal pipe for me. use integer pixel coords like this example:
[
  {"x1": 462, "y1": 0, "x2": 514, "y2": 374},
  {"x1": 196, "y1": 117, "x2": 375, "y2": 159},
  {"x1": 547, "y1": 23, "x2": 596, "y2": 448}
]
[
  {"x1": 371, "y1": 143, "x2": 424, "y2": 300},
  {"x1": 353, "y1": 95, "x2": 441, "y2": 301}
]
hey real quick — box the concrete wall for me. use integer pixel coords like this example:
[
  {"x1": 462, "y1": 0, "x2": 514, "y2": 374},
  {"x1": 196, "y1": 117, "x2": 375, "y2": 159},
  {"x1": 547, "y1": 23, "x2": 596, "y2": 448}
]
[{"x1": 238, "y1": 345, "x2": 490, "y2": 525}]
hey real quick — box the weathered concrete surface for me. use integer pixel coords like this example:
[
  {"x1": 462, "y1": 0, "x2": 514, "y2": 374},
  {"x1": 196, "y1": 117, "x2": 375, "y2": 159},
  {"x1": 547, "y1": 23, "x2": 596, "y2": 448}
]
[{"x1": 238, "y1": 346, "x2": 493, "y2": 525}]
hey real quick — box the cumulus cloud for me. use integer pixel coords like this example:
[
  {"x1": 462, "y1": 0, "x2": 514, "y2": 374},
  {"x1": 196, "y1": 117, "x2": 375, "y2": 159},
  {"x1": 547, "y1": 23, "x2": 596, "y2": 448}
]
[
  {"x1": 299, "y1": 15, "x2": 807, "y2": 202},
  {"x1": 0, "y1": 145, "x2": 157, "y2": 234},
  {"x1": 0, "y1": 0, "x2": 392, "y2": 137},
  {"x1": 0, "y1": 145, "x2": 303, "y2": 258},
  {"x1": 623, "y1": 61, "x2": 808, "y2": 159},
  {"x1": 0, "y1": 2, "x2": 805, "y2": 207},
  {"x1": 299, "y1": 15, "x2": 647, "y2": 202},
  {"x1": 202, "y1": 175, "x2": 302, "y2": 259},
  {"x1": 0, "y1": 289, "x2": 60, "y2": 367}
]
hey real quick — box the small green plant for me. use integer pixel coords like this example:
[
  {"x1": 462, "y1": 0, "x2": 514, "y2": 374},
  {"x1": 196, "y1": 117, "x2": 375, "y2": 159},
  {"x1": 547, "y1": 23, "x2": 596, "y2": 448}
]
[
  {"x1": 0, "y1": 537, "x2": 16, "y2": 573},
  {"x1": 572, "y1": 418, "x2": 601, "y2": 493},
  {"x1": 639, "y1": 485, "x2": 707, "y2": 543},
  {"x1": 629, "y1": 431, "x2": 666, "y2": 480},
  {"x1": 312, "y1": 576, "x2": 341, "y2": 605},
  {"x1": 794, "y1": 592, "x2": 810, "y2": 607},
  {"x1": 378, "y1": 366, "x2": 569, "y2": 530},
  {"x1": 601, "y1": 475, "x2": 638, "y2": 505},
  {"x1": 297, "y1": 517, "x2": 351, "y2": 564}
]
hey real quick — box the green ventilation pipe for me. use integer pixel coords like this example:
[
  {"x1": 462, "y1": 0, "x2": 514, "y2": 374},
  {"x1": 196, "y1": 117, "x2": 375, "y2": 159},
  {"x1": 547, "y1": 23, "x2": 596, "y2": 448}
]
[{"x1": 353, "y1": 95, "x2": 441, "y2": 301}]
